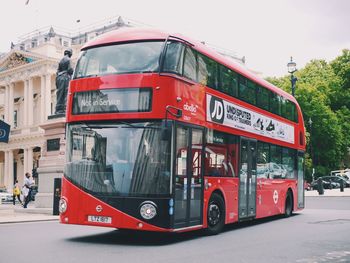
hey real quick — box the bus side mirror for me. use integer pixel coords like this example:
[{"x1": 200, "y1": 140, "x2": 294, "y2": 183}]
[{"x1": 166, "y1": 105, "x2": 182, "y2": 118}]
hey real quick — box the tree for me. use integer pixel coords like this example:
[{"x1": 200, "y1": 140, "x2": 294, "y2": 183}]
[
  {"x1": 267, "y1": 57, "x2": 346, "y2": 176},
  {"x1": 330, "y1": 49, "x2": 350, "y2": 168}
]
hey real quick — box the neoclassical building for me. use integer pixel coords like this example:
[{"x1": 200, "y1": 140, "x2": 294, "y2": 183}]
[
  {"x1": 0, "y1": 17, "x2": 129, "y2": 192},
  {"x1": 0, "y1": 37, "x2": 77, "y2": 192}
]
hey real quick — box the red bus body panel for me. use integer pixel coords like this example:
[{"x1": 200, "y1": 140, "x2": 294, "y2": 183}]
[
  {"x1": 62, "y1": 28, "x2": 305, "y2": 232},
  {"x1": 60, "y1": 177, "x2": 169, "y2": 232}
]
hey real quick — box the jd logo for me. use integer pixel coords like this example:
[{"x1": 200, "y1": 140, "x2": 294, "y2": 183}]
[{"x1": 209, "y1": 96, "x2": 224, "y2": 124}]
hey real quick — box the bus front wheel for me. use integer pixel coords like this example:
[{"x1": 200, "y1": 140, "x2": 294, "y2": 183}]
[{"x1": 205, "y1": 193, "x2": 225, "y2": 235}]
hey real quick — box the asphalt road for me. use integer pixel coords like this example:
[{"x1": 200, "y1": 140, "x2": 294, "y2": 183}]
[{"x1": 1, "y1": 197, "x2": 350, "y2": 263}]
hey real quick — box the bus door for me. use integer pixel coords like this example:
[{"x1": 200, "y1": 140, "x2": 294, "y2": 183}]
[
  {"x1": 297, "y1": 151, "x2": 305, "y2": 209},
  {"x1": 174, "y1": 124, "x2": 204, "y2": 229},
  {"x1": 239, "y1": 138, "x2": 257, "y2": 220}
]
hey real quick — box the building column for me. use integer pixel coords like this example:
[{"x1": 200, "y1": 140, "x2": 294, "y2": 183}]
[
  {"x1": 45, "y1": 74, "x2": 52, "y2": 118},
  {"x1": 27, "y1": 147, "x2": 33, "y2": 173},
  {"x1": 23, "y1": 148, "x2": 28, "y2": 175},
  {"x1": 24, "y1": 79, "x2": 29, "y2": 126},
  {"x1": 7, "y1": 150, "x2": 14, "y2": 190},
  {"x1": 4, "y1": 85, "x2": 9, "y2": 123},
  {"x1": 4, "y1": 151, "x2": 9, "y2": 187},
  {"x1": 40, "y1": 75, "x2": 46, "y2": 123},
  {"x1": 8, "y1": 83, "x2": 14, "y2": 127},
  {"x1": 0, "y1": 158, "x2": 4, "y2": 187},
  {"x1": 28, "y1": 78, "x2": 34, "y2": 126}
]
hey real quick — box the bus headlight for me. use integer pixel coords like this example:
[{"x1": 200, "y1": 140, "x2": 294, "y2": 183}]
[
  {"x1": 140, "y1": 201, "x2": 157, "y2": 220},
  {"x1": 59, "y1": 198, "x2": 68, "y2": 214}
]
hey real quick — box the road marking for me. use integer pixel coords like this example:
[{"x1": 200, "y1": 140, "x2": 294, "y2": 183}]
[{"x1": 296, "y1": 250, "x2": 350, "y2": 262}]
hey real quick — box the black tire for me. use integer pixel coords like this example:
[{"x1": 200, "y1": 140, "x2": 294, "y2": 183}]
[
  {"x1": 284, "y1": 191, "x2": 293, "y2": 217},
  {"x1": 205, "y1": 193, "x2": 225, "y2": 235}
]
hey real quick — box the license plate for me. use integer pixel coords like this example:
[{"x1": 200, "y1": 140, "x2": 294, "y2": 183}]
[{"x1": 87, "y1": 215, "x2": 112, "y2": 224}]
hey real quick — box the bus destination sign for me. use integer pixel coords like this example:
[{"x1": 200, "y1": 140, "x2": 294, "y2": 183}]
[{"x1": 72, "y1": 88, "x2": 152, "y2": 115}]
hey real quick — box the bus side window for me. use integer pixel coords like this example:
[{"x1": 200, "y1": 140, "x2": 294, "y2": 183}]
[
  {"x1": 183, "y1": 47, "x2": 197, "y2": 82},
  {"x1": 163, "y1": 41, "x2": 184, "y2": 74}
]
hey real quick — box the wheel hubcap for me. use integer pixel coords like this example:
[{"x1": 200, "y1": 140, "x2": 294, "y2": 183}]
[{"x1": 208, "y1": 203, "x2": 220, "y2": 226}]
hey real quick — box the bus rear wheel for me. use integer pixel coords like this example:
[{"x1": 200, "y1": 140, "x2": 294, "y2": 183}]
[
  {"x1": 205, "y1": 193, "x2": 225, "y2": 235},
  {"x1": 284, "y1": 191, "x2": 293, "y2": 217}
]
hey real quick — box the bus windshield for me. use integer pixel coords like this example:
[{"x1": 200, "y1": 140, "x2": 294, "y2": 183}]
[
  {"x1": 74, "y1": 41, "x2": 164, "y2": 79},
  {"x1": 65, "y1": 121, "x2": 172, "y2": 197}
]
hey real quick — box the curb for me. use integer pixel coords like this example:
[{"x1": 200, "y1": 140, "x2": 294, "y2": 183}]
[{"x1": 0, "y1": 218, "x2": 59, "y2": 224}]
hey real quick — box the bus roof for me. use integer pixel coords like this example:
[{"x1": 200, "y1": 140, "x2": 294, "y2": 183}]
[{"x1": 83, "y1": 27, "x2": 297, "y2": 104}]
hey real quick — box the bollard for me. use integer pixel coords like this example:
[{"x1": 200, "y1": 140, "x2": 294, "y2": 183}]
[
  {"x1": 340, "y1": 179, "x2": 344, "y2": 192},
  {"x1": 317, "y1": 177, "x2": 324, "y2": 195}
]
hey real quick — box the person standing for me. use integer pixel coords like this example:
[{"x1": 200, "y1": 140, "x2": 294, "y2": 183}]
[
  {"x1": 23, "y1": 172, "x2": 34, "y2": 208},
  {"x1": 55, "y1": 48, "x2": 73, "y2": 114},
  {"x1": 13, "y1": 179, "x2": 22, "y2": 205}
]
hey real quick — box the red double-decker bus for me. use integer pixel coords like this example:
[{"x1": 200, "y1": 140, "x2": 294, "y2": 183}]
[{"x1": 59, "y1": 28, "x2": 305, "y2": 234}]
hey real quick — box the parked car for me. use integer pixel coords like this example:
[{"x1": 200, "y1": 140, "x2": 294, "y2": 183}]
[
  {"x1": 323, "y1": 176, "x2": 350, "y2": 188},
  {"x1": 0, "y1": 188, "x2": 13, "y2": 203},
  {"x1": 311, "y1": 176, "x2": 343, "y2": 190}
]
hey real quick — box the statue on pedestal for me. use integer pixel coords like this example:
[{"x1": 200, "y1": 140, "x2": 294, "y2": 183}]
[{"x1": 55, "y1": 48, "x2": 73, "y2": 114}]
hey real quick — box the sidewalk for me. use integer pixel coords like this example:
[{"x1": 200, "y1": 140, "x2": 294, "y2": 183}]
[
  {"x1": 0, "y1": 203, "x2": 59, "y2": 224},
  {"x1": 305, "y1": 187, "x2": 350, "y2": 197}
]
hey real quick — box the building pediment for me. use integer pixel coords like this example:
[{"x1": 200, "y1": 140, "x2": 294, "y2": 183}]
[{"x1": 0, "y1": 50, "x2": 48, "y2": 73}]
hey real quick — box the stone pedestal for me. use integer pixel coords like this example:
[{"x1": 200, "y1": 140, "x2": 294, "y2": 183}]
[{"x1": 35, "y1": 115, "x2": 66, "y2": 209}]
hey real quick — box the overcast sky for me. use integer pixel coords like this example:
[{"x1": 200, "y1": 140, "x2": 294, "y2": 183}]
[{"x1": 1, "y1": 0, "x2": 349, "y2": 77}]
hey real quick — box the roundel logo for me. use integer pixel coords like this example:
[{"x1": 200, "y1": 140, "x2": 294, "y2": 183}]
[
  {"x1": 96, "y1": 205, "x2": 103, "y2": 213},
  {"x1": 209, "y1": 96, "x2": 224, "y2": 124}
]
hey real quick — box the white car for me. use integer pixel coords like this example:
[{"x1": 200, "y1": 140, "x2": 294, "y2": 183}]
[{"x1": 0, "y1": 188, "x2": 13, "y2": 203}]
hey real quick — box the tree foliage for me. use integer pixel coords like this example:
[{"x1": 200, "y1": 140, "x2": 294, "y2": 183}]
[{"x1": 267, "y1": 49, "x2": 350, "y2": 179}]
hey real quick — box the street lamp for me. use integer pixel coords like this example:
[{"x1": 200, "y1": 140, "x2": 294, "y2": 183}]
[
  {"x1": 287, "y1": 57, "x2": 298, "y2": 97},
  {"x1": 308, "y1": 118, "x2": 313, "y2": 154},
  {"x1": 308, "y1": 117, "x2": 313, "y2": 128},
  {"x1": 308, "y1": 117, "x2": 313, "y2": 179}
]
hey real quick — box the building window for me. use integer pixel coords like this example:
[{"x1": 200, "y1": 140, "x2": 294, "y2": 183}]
[
  {"x1": 63, "y1": 40, "x2": 70, "y2": 47},
  {"x1": 14, "y1": 110, "x2": 18, "y2": 128}
]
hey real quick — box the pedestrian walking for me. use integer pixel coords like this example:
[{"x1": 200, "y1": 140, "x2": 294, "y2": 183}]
[
  {"x1": 13, "y1": 179, "x2": 23, "y2": 205},
  {"x1": 23, "y1": 172, "x2": 34, "y2": 208}
]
